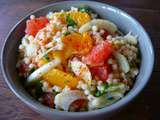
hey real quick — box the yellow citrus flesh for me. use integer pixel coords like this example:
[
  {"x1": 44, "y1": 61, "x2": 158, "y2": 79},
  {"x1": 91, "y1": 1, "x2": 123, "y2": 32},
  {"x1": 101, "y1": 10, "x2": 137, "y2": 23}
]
[
  {"x1": 62, "y1": 32, "x2": 93, "y2": 56},
  {"x1": 69, "y1": 11, "x2": 91, "y2": 27},
  {"x1": 53, "y1": 11, "x2": 91, "y2": 27},
  {"x1": 42, "y1": 69, "x2": 79, "y2": 88}
]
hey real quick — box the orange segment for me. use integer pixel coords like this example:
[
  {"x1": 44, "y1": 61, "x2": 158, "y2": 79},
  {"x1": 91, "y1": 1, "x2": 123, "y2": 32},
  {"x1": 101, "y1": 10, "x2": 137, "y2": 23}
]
[
  {"x1": 53, "y1": 11, "x2": 91, "y2": 27},
  {"x1": 69, "y1": 11, "x2": 91, "y2": 27},
  {"x1": 62, "y1": 32, "x2": 93, "y2": 56},
  {"x1": 42, "y1": 69, "x2": 79, "y2": 88},
  {"x1": 50, "y1": 51, "x2": 63, "y2": 60},
  {"x1": 81, "y1": 32, "x2": 93, "y2": 54},
  {"x1": 37, "y1": 59, "x2": 48, "y2": 67}
]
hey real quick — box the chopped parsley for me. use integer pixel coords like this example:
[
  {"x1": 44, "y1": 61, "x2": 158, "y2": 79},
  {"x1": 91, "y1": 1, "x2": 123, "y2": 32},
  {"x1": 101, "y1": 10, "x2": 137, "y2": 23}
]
[
  {"x1": 52, "y1": 89, "x2": 60, "y2": 94},
  {"x1": 94, "y1": 83, "x2": 109, "y2": 97},
  {"x1": 29, "y1": 67, "x2": 36, "y2": 75},
  {"x1": 95, "y1": 91, "x2": 102, "y2": 97},
  {"x1": 79, "y1": 6, "x2": 91, "y2": 14},
  {"x1": 35, "y1": 81, "x2": 43, "y2": 97},
  {"x1": 66, "y1": 15, "x2": 77, "y2": 27},
  {"x1": 43, "y1": 54, "x2": 50, "y2": 61},
  {"x1": 28, "y1": 81, "x2": 43, "y2": 99},
  {"x1": 64, "y1": 31, "x2": 71, "y2": 36},
  {"x1": 101, "y1": 83, "x2": 109, "y2": 93}
]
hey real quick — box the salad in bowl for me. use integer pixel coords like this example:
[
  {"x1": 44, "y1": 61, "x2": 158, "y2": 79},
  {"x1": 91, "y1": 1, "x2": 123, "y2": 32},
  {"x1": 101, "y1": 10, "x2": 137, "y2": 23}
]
[{"x1": 16, "y1": 6, "x2": 140, "y2": 112}]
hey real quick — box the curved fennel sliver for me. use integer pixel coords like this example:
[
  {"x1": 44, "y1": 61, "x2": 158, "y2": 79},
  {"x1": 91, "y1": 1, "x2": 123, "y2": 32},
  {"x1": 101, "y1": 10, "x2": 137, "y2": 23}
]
[
  {"x1": 124, "y1": 33, "x2": 138, "y2": 45},
  {"x1": 27, "y1": 58, "x2": 61, "y2": 84},
  {"x1": 79, "y1": 19, "x2": 118, "y2": 34},
  {"x1": 54, "y1": 90, "x2": 87, "y2": 111},
  {"x1": 114, "y1": 52, "x2": 130, "y2": 73}
]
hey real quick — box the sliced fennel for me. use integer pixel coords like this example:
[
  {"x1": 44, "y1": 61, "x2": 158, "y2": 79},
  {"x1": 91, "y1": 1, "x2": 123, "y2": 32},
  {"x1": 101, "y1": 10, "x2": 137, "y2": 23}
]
[
  {"x1": 114, "y1": 52, "x2": 130, "y2": 73},
  {"x1": 106, "y1": 83, "x2": 126, "y2": 92},
  {"x1": 89, "y1": 94, "x2": 118, "y2": 109},
  {"x1": 27, "y1": 58, "x2": 61, "y2": 85},
  {"x1": 124, "y1": 32, "x2": 137, "y2": 45},
  {"x1": 79, "y1": 19, "x2": 117, "y2": 34},
  {"x1": 54, "y1": 90, "x2": 87, "y2": 111},
  {"x1": 89, "y1": 83, "x2": 127, "y2": 109}
]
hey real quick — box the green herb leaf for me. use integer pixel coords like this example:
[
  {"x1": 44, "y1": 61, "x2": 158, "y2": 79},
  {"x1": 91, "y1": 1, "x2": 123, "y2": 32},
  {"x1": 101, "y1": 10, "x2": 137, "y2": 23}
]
[
  {"x1": 43, "y1": 54, "x2": 50, "y2": 61},
  {"x1": 95, "y1": 91, "x2": 102, "y2": 97},
  {"x1": 64, "y1": 31, "x2": 71, "y2": 36},
  {"x1": 52, "y1": 89, "x2": 60, "y2": 94},
  {"x1": 29, "y1": 67, "x2": 36, "y2": 75},
  {"x1": 35, "y1": 81, "x2": 43, "y2": 97},
  {"x1": 101, "y1": 83, "x2": 109, "y2": 93},
  {"x1": 66, "y1": 15, "x2": 77, "y2": 27},
  {"x1": 28, "y1": 80, "x2": 43, "y2": 99},
  {"x1": 79, "y1": 6, "x2": 91, "y2": 14}
]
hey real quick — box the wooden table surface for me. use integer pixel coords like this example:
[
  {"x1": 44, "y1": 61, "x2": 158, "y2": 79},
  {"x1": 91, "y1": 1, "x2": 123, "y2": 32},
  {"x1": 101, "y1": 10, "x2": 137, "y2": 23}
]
[{"x1": 0, "y1": 0, "x2": 159, "y2": 120}]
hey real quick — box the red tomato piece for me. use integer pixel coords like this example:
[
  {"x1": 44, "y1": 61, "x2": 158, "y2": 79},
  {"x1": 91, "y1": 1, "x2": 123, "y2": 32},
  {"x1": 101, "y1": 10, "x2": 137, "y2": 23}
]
[
  {"x1": 82, "y1": 41, "x2": 113, "y2": 66},
  {"x1": 90, "y1": 64, "x2": 111, "y2": 81},
  {"x1": 25, "y1": 16, "x2": 49, "y2": 36}
]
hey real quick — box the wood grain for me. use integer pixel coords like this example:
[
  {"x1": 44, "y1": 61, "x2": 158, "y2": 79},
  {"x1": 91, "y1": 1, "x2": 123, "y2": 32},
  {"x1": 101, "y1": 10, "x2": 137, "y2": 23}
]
[{"x1": 0, "y1": 0, "x2": 159, "y2": 120}]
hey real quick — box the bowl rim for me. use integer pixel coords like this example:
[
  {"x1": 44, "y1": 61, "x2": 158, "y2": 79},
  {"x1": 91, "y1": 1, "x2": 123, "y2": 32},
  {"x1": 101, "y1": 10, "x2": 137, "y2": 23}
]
[{"x1": 1, "y1": 0, "x2": 154, "y2": 117}]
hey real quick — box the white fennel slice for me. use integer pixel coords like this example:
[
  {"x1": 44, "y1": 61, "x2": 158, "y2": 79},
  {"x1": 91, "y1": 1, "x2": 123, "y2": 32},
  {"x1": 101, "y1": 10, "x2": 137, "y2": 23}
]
[
  {"x1": 54, "y1": 90, "x2": 87, "y2": 111},
  {"x1": 114, "y1": 52, "x2": 130, "y2": 73},
  {"x1": 79, "y1": 19, "x2": 117, "y2": 34},
  {"x1": 27, "y1": 58, "x2": 61, "y2": 85}
]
